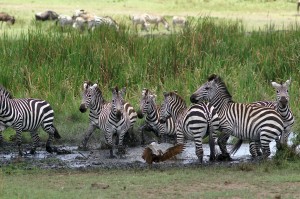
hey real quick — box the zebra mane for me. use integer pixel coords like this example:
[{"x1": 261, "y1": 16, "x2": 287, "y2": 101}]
[
  {"x1": 167, "y1": 91, "x2": 186, "y2": 106},
  {"x1": 208, "y1": 74, "x2": 233, "y2": 102},
  {"x1": 93, "y1": 85, "x2": 106, "y2": 103},
  {"x1": 0, "y1": 85, "x2": 13, "y2": 98},
  {"x1": 114, "y1": 86, "x2": 119, "y2": 93}
]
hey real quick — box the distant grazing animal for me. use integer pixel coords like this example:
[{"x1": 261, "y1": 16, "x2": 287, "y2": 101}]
[
  {"x1": 298, "y1": 0, "x2": 300, "y2": 13},
  {"x1": 0, "y1": 86, "x2": 61, "y2": 156},
  {"x1": 142, "y1": 142, "x2": 185, "y2": 164},
  {"x1": 56, "y1": 15, "x2": 73, "y2": 28},
  {"x1": 130, "y1": 14, "x2": 150, "y2": 32},
  {"x1": 35, "y1": 10, "x2": 59, "y2": 21},
  {"x1": 144, "y1": 14, "x2": 170, "y2": 31},
  {"x1": 88, "y1": 16, "x2": 119, "y2": 31},
  {"x1": 0, "y1": 12, "x2": 15, "y2": 28},
  {"x1": 172, "y1": 16, "x2": 188, "y2": 29},
  {"x1": 72, "y1": 16, "x2": 86, "y2": 31}
]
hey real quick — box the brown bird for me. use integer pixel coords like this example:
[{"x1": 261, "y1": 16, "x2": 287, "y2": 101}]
[{"x1": 142, "y1": 142, "x2": 185, "y2": 164}]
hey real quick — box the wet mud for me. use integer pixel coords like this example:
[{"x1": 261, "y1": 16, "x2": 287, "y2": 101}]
[{"x1": 0, "y1": 140, "x2": 282, "y2": 170}]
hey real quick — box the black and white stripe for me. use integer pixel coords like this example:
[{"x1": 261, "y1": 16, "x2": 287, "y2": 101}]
[
  {"x1": 137, "y1": 89, "x2": 176, "y2": 144},
  {"x1": 88, "y1": 16, "x2": 119, "y2": 31},
  {"x1": 79, "y1": 83, "x2": 137, "y2": 157},
  {"x1": 159, "y1": 91, "x2": 219, "y2": 163},
  {"x1": 190, "y1": 74, "x2": 284, "y2": 159},
  {"x1": 0, "y1": 86, "x2": 60, "y2": 155}
]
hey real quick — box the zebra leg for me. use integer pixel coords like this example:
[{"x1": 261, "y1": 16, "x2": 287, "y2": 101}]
[
  {"x1": 29, "y1": 130, "x2": 40, "y2": 154},
  {"x1": 217, "y1": 132, "x2": 231, "y2": 161},
  {"x1": 194, "y1": 136, "x2": 204, "y2": 163},
  {"x1": 249, "y1": 141, "x2": 261, "y2": 158},
  {"x1": 117, "y1": 131, "x2": 127, "y2": 156},
  {"x1": 209, "y1": 132, "x2": 217, "y2": 161},
  {"x1": 104, "y1": 132, "x2": 116, "y2": 158},
  {"x1": 80, "y1": 124, "x2": 97, "y2": 149},
  {"x1": 260, "y1": 136, "x2": 271, "y2": 158},
  {"x1": 15, "y1": 129, "x2": 24, "y2": 156},
  {"x1": 0, "y1": 126, "x2": 7, "y2": 146}
]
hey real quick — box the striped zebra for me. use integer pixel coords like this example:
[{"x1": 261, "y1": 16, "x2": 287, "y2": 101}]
[
  {"x1": 159, "y1": 91, "x2": 219, "y2": 163},
  {"x1": 137, "y1": 89, "x2": 176, "y2": 144},
  {"x1": 88, "y1": 16, "x2": 119, "y2": 31},
  {"x1": 232, "y1": 79, "x2": 294, "y2": 157},
  {"x1": 79, "y1": 83, "x2": 137, "y2": 157},
  {"x1": 190, "y1": 74, "x2": 284, "y2": 159},
  {"x1": 0, "y1": 86, "x2": 61, "y2": 156}
]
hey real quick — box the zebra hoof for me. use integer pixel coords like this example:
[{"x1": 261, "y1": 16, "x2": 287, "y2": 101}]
[
  {"x1": 30, "y1": 148, "x2": 36, "y2": 155},
  {"x1": 216, "y1": 153, "x2": 232, "y2": 161},
  {"x1": 46, "y1": 145, "x2": 53, "y2": 154}
]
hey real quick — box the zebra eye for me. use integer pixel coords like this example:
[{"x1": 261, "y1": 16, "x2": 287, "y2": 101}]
[{"x1": 287, "y1": 89, "x2": 289, "y2": 93}]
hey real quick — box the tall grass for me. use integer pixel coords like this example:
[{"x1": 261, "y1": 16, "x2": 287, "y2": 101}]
[{"x1": 0, "y1": 18, "x2": 300, "y2": 142}]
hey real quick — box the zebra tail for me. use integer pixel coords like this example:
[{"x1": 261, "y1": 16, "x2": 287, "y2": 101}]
[
  {"x1": 54, "y1": 127, "x2": 61, "y2": 139},
  {"x1": 229, "y1": 139, "x2": 243, "y2": 155}
]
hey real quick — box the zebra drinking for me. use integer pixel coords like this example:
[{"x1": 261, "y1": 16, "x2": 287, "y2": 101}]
[
  {"x1": 0, "y1": 86, "x2": 61, "y2": 156},
  {"x1": 232, "y1": 79, "x2": 295, "y2": 157},
  {"x1": 137, "y1": 89, "x2": 176, "y2": 144},
  {"x1": 159, "y1": 91, "x2": 219, "y2": 163},
  {"x1": 79, "y1": 83, "x2": 137, "y2": 157},
  {"x1": 190, "y1": 74, "x2": 284, "y2": 159}
]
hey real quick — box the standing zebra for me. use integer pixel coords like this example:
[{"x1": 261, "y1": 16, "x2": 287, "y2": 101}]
[
  {"x1": 159, "y1": 91, "x2": 219, "y2": 163},
  {"x1": 0, "y1": 86, "x2": 61, "y2": 156},
  {"x1": 79, "y1": 83, "x2": 137, "y2": 157},
  {"x1": 190, "y1": 74, "x2": 284, "y2": 159},
  {"x1": 88, "y1": 16, "x2": 119, "y2": 31},
  {"x1": 137, "y1": 89, "x2": 176, "y2": 144},
  {"x1": 231, "y1": 79, "x2": 294, "y2": 156}
]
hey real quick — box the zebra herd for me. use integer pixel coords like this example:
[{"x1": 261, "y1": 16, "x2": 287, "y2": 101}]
[{"x1": 0, "y1": 74, "x2": 295, "y2": 163}]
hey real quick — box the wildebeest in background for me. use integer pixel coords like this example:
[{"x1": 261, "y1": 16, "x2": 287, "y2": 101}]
[
  {"x1": 0, "y1": 12, "x2": 15, "y2": 28},
  {"x1": 35, "y1": 10, "x2": 59, "y2": 21}
]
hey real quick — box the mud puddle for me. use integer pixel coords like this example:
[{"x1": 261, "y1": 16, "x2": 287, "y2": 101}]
[{"x1": 0, "y1": 134, "x2": 298, "y2": 170}]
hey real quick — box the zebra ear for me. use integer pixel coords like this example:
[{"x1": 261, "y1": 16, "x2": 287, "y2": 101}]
[
  {"x1": 120, "y1": 87, "x2": 126, "y2": 96},
  {"x1": 285, "y1": 78, "x2": 291, "y2": 86},
  {"x1": 271, "y1": 82, "x2": 281, "y2": 88}
]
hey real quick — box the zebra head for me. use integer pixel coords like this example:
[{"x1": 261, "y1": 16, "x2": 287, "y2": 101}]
[
  {"x1": 137, "y1": 88, "x2": 156, "y2": 119},
  {"x1": 79, "y1": 83, "x2": 98, "y2": 113},
  {"x1": 190, "y1": 74, "x2": 233, "y2": 105},
  {"x1": 0, "y1": 86, "x2": 13, "y2": 113},
  {"x1": 271, "y1": 79, "x2": 291, "y2": 108},
  {"x1": 111, "y1": 86, "x2": 125, "y2": 121}
]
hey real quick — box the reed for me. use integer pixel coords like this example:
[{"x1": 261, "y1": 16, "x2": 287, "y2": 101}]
[{"x1": 0, "y1": 18, "x2": 299, "y2": 142}]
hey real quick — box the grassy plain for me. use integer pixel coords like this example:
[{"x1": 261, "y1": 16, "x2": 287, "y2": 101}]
[
  {"x1": 1, "y1": 160, "x2": 300, "y2": 199},
  {"x1": 0, "y1": 1, "x2": 300, "y2": 198}
]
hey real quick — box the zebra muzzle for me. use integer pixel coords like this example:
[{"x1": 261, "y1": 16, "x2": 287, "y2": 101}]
[
  {"x1": 116, "y1": 110, "x2": 122, "y2": 120},
  {"x1": 137, "y1": 110, "x2": 144, "y2": 119},
  {"x1": 79, "y1": 104, "x2": 87, "y2": 113}
]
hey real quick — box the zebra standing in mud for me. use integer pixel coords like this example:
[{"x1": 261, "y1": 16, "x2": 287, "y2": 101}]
[
  {"x1": 0, "y1": 86, "x2": 61, "y2": 156},
  {"x1": 190, "y1": 74, "x2": 284, "y2": 160},
  {"x1": 137, "y1": 89, "x2": 176, "y2": 144},
  {"x1": 79, "y1": 83, "x2": 137, "y2": 157},
  {"x1": 159, "y1": 91, "x2": 220, "y2": 163},
  {"x1": 231, "y1": 79, "x2": 294, "y2": 157}
]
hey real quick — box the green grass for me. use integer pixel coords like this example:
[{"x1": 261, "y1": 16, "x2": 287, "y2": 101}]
[
  {"x1": 1, "y1": 160, "x2": 300, "y2": 199},
  {"x1": 0, "y1": 15, "x2": 300, "y2": 144}
]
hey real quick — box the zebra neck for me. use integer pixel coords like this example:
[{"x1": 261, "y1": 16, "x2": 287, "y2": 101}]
[
  {"x1": 146, "y1": 102, "x2": 159, "y2": 123},
  {"x1": 210, "y1": 95, "x2": 231, "y2": 115},
  {"x1": 277, "y1": 104, "x2": 292, "y2": 117}
]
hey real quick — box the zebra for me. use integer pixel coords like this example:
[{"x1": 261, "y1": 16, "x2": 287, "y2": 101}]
[
  {"x1": 56, "y1": 15, "x2": 73, "y2": 29},
  {"x1": 88, "y1": 16, "x2": 119, "y2": 31},
  {"x1": 143, "y1": 13, "x2": 170, "y2": 31},
  {"x1": 231, "y1": 79, "x2": 294, "y2": 157},
  {"x1": 0, "y1": 86, "x2": 61, "y2": 156},
  {"x1": 137, "y1": 88, "x2": 176, "y2": 144},
  {"x1": 190, "y1": 74, "x2": 284, "y2": 160},
  {"x1": 159, "y1": 91, "x2": 219, "y2": 163},
  {"x1": 79, "y1": 83, "x2": 137, "y2": 157}
]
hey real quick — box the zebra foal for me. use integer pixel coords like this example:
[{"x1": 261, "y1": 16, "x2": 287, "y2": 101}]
[
  {"x1": 0, "y1": 86, "x2": 60, "y2": 155},
  {"x1": 137, "y1": 89, "x2": 176, "y2": 144},
  {"x1": 159, "y1": 91, "x2": 219, "y2": 163},
  {"x1": 190, "y1": 74, "x2": 284, "y2": 159}
]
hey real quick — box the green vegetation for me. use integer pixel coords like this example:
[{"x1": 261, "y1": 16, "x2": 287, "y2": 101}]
[
  {"x1": 1, "y1": 17, "x2": 300, "y2": 144},
  {"x1": 1, "y1": 160, "x2": 300, "y2": 199}
]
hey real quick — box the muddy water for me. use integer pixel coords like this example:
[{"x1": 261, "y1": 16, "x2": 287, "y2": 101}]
[{"x1": 0, "y1": 134, "x2": 298, "y2": 169}]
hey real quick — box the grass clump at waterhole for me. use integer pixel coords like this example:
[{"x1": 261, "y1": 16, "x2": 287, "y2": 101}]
[{"x1": 0, "y1": 17, "x2": 300, "y2": 147}]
